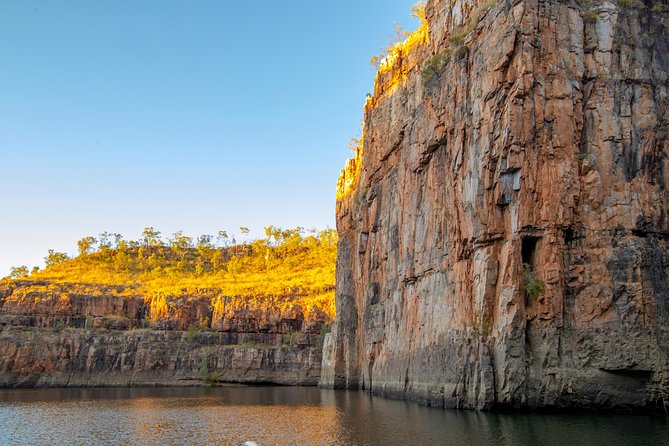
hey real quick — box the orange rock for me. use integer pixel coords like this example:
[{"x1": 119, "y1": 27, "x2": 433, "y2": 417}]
[{"x1": 322, "y1": 0, "x2": 669, "y2": 410}]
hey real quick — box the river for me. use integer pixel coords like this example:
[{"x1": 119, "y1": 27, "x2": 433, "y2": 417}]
[{"x1": 0, "y1": 387, "x2": 667, "y2": 445}]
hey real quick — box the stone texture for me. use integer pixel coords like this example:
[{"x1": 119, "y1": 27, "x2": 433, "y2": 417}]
[
  {"x1": 0, "y1": 327, "x2": 321, "y2": 387},
  {"x1": 0, "y1": 281, "x2": 328, "y2": 387},
  {"x1": 0, "y1": 280, "x2": 328, "y2": 334},
  {"x1": 322, "y1": 0, "x2": 669, "y2": 410}
]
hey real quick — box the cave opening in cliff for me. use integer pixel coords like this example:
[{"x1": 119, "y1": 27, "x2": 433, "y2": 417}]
[
  {"x1": 563, "y1": 227, "x2": 575, "y2": 244},
  {"x1": 521, "y1": 236, "x2": 540, "y2": 269}
]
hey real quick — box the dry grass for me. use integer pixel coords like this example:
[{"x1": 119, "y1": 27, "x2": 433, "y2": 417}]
[{"x1": 5, "y1": 228, "x2": 337, "y2": 318}]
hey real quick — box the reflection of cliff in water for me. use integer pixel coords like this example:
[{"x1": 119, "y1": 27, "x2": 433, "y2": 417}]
[{"x1": 1, "y1": 387, "x2": 668, "y2": 445}]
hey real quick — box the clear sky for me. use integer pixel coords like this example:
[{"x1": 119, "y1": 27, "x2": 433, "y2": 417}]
[{"x1": 0, "y1": 0, "x2": 420, "y2": 276}]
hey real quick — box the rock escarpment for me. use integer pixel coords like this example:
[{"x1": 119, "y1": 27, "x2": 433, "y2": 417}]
[
  {"x1": 322, "y1": 0, "x2": 669, "y2": 410},
  {"x1": 0, "y1": 328, "x2": 321, "y2": 388},
  {"x1": 0, "y1": 281, "x2": 328, "y2": 387}
]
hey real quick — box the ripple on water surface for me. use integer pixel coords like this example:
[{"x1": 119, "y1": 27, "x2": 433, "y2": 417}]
[{"x1": 0, "y1": 387, "x2": 668, "y2": 446}]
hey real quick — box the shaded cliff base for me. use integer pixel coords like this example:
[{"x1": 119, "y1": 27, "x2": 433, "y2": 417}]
[
  {"x1": 0, "y1": 325, "x2": 323, "y2": 388},
  {"x1": 320, "y1": 325, "x2": 669, "y2": 413}
]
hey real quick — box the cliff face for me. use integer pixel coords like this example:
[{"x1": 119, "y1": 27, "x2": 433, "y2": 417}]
[
  {"x1": 0, "y1": 328, "x2": 321, "y2": 388},
  {"x1": 0, "y1": 281, "x2": 328, "y2": 387},
  {"x1": 322, "y1": 0, "x2": 669, "y2": 409},
  {"x1": 0, "y1": 280, "x2": 329, "y2": 333}
]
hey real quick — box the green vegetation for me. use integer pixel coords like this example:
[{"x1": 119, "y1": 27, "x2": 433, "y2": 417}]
[
  {"x1": 283, "y1": 331, "x2": 301, "y2": 346},
  {"x1": 421, "y1": 50, "x2": 452, "y2": 85},
  {"x1": 8, "y1": 266, "x2": 29, "y2": 278},
  {"x1": 198, "y1": 348, "x2": 221, "y2": 384},
  {"x1": 523, "y1": 263, "x2": 545, "y2": 300},
  {"x1": 44, "y1": 249, "x2": 70, "y2": 268},
  {"x1": 582, "y1": 9, "x2": 598, "y2": 23},
  {"x1": 421, "y1": 0, "x2": 497, "y2": 84},
  {"x1": 355, "y1": 187, "x2": 369, "y2": 209},
  {"x1": 370, "y1": 25, "x2": 411, "y2": 70},
  {"x1": 450, "y1": 0, "x2": 497, "y2": 46},
  {"x1": 316, "y1": 324, "x2": 332, "y2": 351},
  {"x1": 618, "y1": 0, "x2": 639, "y2": 7},
  {"x1": 187, "y1": 325, "x2": 200, "y2": 343},
  {"x1": 370, "y1": 2, "x2": 427, "y2": 69},
  {"x1": 5, "y1": 226, "x2": 338, "y2": 318}
]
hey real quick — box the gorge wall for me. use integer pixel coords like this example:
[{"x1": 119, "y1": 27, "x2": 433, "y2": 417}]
[
  {"x1": 0, "y1": 281, "x2": 327, "y2": 387},
  {"x1": 321, "y1": 0, "x2": 669, "y2": 410}
]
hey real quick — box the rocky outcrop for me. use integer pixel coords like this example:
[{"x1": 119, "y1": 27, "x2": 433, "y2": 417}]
[
  {"x1": 0, "y1": 327, "x2": 321, "y2": 387},
  {"x1": 0, "y1": 280, "x2": 329, "y2": 387},
  {"x1": 322, "y1": 0, "x2": 669, "y2": 410},
  {"x1": 0, "y1": 280, "x2": 329, "y2": 333}
]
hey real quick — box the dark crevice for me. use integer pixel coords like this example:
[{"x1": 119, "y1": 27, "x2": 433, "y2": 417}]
[
  {"x1": 521, "y1": 236, "x2": 540, "y2": 267},
  {"x1": 563, "y1": 227, "x2": 575, "y2": 244}
]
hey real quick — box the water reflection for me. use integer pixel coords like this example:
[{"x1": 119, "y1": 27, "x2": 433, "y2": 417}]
[{"x1": 0, "y1": 387, "x2": 667, "y2": 446}]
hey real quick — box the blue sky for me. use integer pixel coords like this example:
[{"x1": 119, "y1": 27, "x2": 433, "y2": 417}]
[{"x1": 0, "y1": 0, "x2": 420, "y2": 275}]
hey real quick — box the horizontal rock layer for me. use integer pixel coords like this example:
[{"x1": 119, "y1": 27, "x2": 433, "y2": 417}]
[
  {"x1": 0, "y1": 281, "x2": 329, "y2": 387},
  {"x1": 322, "y1": 0, "x2": 669, "y2": 410},
  {"x1": 0, "y1": 327, "x2": 321, "y2": 387},
  {"x1": 0, "y1": 280, "x2": 329, "y2": 333}
]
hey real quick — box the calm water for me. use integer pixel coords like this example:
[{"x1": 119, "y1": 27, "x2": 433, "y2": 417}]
[{"x1": 0, "y1": 387, "x2": 667, "y2": 446}]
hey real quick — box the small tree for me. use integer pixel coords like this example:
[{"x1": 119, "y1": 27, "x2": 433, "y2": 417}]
[
  {"x1": 98, "y1": 232, "x2": 112, "y2": 252},
  {"x1": 240, "y1": 227, "x2": 250, "y2": 243},
  {"x1": 216, "y1": 230, "x2": 229, "y2": 247},
  {"x1": 523, "y1": 263, "x2": 545, "y2": 300},
  {"x1": 44, "y1": 249, "x2": 70, "y2": 268},
  {"x1": 411, "y1": 1, "x2": 428, "y2": 26},
  {"x1": 370, "y1": 24, "x2": 410, "y2": 69},
  {"x1": 77, "y1": 236, "x2": 97, "y2": 256},
  {"x1": 169, "y1": 231, "x2": 193, "y2": 268},
  {"x1": 196, "y1": 234, "x2": 215, "y2": 272},
  {"x1": 9, "y1": 265, "x2": 29, "y2": 278},
  {"x1": 112, "y1": 233, "x2": 124, "y2": 248},
  {"x1": 142, "y1": 227, "x2": 162, "y2": 247}
]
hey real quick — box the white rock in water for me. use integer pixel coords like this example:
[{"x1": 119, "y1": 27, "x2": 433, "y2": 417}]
[{"x1": 242, "y1": 442, "x2": 258, "y2": 446}]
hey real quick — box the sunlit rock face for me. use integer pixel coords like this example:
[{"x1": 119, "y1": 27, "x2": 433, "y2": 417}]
[{"x1": 322, "y1": 0, "x2": 669, "y2": 409}]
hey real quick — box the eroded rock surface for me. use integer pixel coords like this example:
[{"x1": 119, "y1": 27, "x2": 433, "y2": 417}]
[
  {"x1": 0, "y1": 281, "x2": 328, "y2": 387},
  {"x1": 0, "y1": 327, "x2": 321, "y2": 387},
  {"x1": 322, "y1": 0, "x2": 669, "y2": 410}
]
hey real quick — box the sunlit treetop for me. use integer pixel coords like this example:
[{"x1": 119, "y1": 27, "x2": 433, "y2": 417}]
[{"x1": 4, "y1": 226, "x2": 338, "y2": 318}]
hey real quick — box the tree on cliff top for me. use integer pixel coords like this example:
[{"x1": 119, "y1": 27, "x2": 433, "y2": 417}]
[
  {"x1": 77, "y1": 236, "x2": 97, "y2": 256},
  {"x1": 9, "y1": 266, "x2": 29, "y2": 278},
  {"x1": 44, "y1": 250, "x2": 70, "y2": 268},
  {"x1": 11, "y1": 226, "x2": 337, "y2": 317}
]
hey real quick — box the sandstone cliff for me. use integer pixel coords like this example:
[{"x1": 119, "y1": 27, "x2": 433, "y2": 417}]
[
  {"x1": 0, "y1": 280, "x2": 328, "y2": 387},
  {"x1": 322, "y1": 0, "x2": 669, "y2": 410},
  {"x1": 0, "y1": 327, "x2": 321, "y2": 388}
]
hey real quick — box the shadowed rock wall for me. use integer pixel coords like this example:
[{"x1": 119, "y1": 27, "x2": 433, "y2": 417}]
[{"x1": 0, "y1": 328, "x2": 322, "y2": 388}]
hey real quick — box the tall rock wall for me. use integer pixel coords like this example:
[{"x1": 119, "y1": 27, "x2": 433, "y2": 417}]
[{"x1": 321, "y1": 0, "x2": 669, "y2": 409}]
